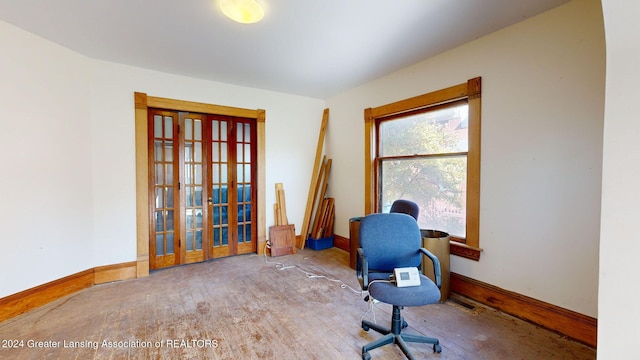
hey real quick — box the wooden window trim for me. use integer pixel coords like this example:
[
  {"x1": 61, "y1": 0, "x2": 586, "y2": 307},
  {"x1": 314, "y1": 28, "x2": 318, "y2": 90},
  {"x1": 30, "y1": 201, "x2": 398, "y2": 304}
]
[
  {"x1": 134, "y1": 92, "x2": 266, "y2": 277},
  {"x1": 364, "y1": 77, "x2": 482, "y2": 261}
]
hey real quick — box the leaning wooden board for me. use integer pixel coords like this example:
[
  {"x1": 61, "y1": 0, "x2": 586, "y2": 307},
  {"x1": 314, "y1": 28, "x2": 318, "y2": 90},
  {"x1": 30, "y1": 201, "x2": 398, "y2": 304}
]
[{"x1": 297, "y1": 109, "x2": 329, "y2": 249}]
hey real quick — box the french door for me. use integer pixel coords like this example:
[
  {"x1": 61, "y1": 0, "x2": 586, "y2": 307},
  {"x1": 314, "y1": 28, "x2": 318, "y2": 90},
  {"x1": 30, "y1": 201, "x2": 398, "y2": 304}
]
[{"x1": 149, "y1": 109, "x2": 257, "y2": 270}]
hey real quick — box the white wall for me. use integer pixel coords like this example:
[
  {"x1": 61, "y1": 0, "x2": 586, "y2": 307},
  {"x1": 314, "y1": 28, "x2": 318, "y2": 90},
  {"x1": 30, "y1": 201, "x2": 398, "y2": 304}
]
[
  {"x1": 326, "y1": 0, "x2": 605, "y2": 318},
  {"x1": 0, "y1": 21, "x2": 94, "y2": 296},
  {"x1": 88, "y1": 61, "x2": 325, "y2": 267},
  {"x1": 0, "y1": 20, "x2": 325, "y2": 297},
  {"x1": 598, "y1": 0, "x2": 640, "y2": 357}
]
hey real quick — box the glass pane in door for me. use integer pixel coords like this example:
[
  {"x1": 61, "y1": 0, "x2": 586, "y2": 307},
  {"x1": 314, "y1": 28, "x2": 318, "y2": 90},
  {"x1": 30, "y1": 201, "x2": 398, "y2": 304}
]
[
  {"x1": 236, "y1": 121, "x2": 254, "y2": 250},
  {"x1": 183, "y1": 117, "x2": 204, "y2": 263},
  {"x1": 210, "y1": 119, "x2": 230, "y2": 256},
  {"x1": 152, "y1": 114, "x2": 178, "y2": 261}
]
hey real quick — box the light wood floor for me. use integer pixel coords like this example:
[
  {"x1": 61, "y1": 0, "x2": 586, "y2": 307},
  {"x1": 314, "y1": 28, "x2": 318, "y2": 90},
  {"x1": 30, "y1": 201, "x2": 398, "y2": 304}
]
[{"x1": 0, "y1": 247, "x2": 595, "y2": 359}]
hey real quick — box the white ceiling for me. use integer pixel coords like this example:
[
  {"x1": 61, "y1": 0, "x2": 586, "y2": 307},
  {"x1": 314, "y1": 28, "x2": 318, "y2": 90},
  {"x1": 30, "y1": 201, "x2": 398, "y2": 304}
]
[{"x1": 0, "y1": 0, "x2": 570, "y2": 99}]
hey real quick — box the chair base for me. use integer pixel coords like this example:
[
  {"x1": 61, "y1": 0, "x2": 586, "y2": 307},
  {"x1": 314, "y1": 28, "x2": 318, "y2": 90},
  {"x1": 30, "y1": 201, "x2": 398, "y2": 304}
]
[{"x1": 361, "y1": 306, "x2": 441, "y2": 360}]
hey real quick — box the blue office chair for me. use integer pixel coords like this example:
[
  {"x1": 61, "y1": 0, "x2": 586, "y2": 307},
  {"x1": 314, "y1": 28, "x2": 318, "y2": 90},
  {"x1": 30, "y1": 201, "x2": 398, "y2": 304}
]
[
  {"x1": 357, "y1": 213, "x2": 442, "y2": 360},
  {"x1": 389, "y1": 199, "x2": 419, "y2": 221}
]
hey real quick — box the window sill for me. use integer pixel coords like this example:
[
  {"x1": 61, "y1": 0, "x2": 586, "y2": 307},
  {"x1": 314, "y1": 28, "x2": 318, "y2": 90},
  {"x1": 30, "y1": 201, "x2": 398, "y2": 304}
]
[{"x1": 450, "y1": 241, "x2": 482, "y2": 261}]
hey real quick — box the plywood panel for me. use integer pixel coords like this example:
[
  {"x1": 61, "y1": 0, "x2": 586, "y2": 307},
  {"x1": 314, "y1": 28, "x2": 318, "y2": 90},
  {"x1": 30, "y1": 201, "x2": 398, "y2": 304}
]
[{"x1": 269, "y1": 224, "x2": 295, "y2": 257}]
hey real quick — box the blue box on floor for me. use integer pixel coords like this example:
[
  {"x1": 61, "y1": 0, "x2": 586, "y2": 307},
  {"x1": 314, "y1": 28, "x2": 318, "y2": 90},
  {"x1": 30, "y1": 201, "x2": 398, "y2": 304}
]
[{"x1": 306, "y1": 235, "x2": 334, "y2": 250}]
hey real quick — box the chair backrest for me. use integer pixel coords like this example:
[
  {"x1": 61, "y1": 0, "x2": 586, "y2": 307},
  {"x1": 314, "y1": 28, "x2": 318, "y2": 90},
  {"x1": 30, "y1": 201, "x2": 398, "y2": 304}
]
[
  {"x1": 389, "y1": 199, "x2": 419, "y2": 220},
  {"x1": 359, "y1": 213, "x2": 422, "y2": 272}
]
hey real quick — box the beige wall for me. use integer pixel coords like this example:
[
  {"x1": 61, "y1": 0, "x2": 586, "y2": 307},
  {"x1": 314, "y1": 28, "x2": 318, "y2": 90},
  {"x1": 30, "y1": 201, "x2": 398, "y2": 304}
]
[
  {"x1": 326, "y1": 0, "x2": 605, "y2": 318},
  {"x1": 0, "y1": 20, "x2": 325, "y2": 298}
]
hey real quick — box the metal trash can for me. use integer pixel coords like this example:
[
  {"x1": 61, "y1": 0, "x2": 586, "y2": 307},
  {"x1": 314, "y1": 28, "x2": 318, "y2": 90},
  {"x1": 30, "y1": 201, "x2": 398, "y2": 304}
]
[
  {"x1": 420, "y1": 229, "x2": 450, "y2": 302},
  {"x1": 349, "y1": 217, "x2": 364, "y2": 269}
]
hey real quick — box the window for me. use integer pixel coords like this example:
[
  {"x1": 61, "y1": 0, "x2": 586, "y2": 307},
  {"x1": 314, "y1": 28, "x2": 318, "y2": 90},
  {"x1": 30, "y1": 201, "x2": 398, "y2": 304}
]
[
  {"x1": 378, "y1": 100, "x2": 468, "y2": 237},
  {"x1": 364, "y1": 77, "x2": 481, "y2": 260}
]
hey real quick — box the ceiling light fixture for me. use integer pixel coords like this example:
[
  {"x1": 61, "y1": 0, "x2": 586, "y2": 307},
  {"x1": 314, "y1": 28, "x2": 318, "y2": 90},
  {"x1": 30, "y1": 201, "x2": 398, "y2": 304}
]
[{"x1": 220, "y1": 0, "x2": 264, "y2": 24}]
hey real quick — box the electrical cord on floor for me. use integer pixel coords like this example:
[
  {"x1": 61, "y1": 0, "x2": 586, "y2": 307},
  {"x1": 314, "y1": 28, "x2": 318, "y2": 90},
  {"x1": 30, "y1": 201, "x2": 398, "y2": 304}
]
[
  {"x1": 360, "y1": 279, "x2": 394, "y2": 324},
  {"x1": 362, "y1": 296, "x2": 378, "y2": 324},
  {"x1": 264, "y1": 240, "x2": 395, "y2": 324},
  {"x1": 263, "y1": 241, "x2": 295, "y2": 269},
  {"x1": 263, "y1": 240, "x2": 363, "y2": 295},
  {"x1": 263, "y1": 241, "x2": 396, "y2": 324}
]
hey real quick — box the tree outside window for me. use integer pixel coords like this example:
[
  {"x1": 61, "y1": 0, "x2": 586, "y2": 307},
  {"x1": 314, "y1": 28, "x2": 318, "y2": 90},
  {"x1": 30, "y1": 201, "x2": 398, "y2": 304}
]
[{"x1": 378, "y1": 101, "x2": 468, "y2": 238}]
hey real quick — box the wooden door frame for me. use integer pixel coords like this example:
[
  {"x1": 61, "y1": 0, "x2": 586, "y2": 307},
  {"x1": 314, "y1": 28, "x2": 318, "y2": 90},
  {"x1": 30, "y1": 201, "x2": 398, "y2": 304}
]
[{"x1": 134, "y1": 92, "x2": 266, "y2": 277}]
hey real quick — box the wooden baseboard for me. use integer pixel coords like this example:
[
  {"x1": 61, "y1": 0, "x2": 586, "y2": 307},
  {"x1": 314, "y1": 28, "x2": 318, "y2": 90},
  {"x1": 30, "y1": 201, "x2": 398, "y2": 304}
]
[
  {"x1": 0, "y1": 269, "x2": 95, "y2": 322},
  {"x1": 0, "y1": 261, "x2": 140, "y2": 323},
  {"x1": 94, "y1": 262, "x2": 137, "y2": 285},
  {"x1": 450, "y1": 272, "x2": 597, "y2": 348},
  {"x1": 333, "y1": 234, "x2": 349, "y2": 252}
]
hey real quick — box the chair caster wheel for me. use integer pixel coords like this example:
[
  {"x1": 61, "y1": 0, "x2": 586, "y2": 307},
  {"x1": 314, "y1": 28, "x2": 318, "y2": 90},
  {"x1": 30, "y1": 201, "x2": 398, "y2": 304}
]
[
  {"x1": 362, "y1": 352, "x2": 371, "y2": 360},
  {"x1": 402, "y1": 320, "x2": 408, "y2": 328},
  {"x1": 433, "y1": 344, "x2": 442, "y2": 353},
  {"x1": 362, "y1": 324, "x2": 370, "y2": 331}
]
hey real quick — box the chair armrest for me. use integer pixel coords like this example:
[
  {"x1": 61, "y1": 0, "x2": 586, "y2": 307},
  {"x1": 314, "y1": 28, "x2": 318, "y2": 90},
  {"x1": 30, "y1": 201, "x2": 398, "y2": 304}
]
[
  {"x1": 420, "y1": 247, "x2": 442, "y2": 288},
  {"x1": 356, "y1": 248, "x2": 369, "y2": 290}
]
